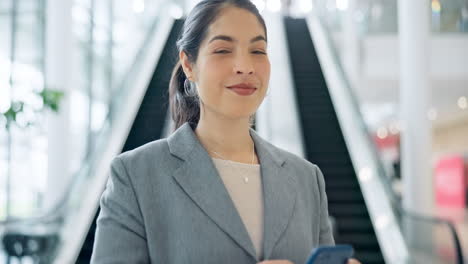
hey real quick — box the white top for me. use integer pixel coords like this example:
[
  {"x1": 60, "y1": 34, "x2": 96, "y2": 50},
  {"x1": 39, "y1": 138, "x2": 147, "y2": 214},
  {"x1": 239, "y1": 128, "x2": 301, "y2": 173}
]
[{"x1": 211, "y1": 157, "x2": 264, "y2": 259}]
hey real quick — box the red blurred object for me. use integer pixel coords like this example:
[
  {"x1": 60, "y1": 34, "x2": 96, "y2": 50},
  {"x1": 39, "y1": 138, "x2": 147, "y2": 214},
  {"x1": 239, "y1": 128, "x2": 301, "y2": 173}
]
[
  {"x1": 373, "y1": 134, "x2": 400, "y2": 149},
  {"x1": 435, "y1": 155, "x2": 467, "y2": 208}
]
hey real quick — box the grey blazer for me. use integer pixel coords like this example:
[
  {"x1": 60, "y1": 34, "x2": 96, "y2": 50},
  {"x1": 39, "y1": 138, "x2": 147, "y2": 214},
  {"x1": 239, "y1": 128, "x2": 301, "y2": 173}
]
[{"x1": 91, "y1": 122, "x2": 334, "y2": 264}]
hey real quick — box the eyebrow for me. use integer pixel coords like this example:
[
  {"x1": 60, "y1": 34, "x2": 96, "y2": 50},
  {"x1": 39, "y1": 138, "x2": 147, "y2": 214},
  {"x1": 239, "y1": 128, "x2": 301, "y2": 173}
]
[{"x1": 208, "y1": 34, "x2": 267, "y2": 44}]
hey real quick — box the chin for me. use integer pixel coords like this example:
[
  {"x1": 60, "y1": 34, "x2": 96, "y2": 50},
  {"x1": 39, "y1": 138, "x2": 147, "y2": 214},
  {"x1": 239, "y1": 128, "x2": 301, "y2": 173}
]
[{"x1": 224, "y1": 111, "x2": 256, "y2": 120}]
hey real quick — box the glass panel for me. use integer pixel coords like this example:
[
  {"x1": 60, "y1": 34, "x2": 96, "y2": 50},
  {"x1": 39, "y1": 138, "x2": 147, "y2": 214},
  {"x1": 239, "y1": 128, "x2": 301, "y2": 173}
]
[
  {"x1": 69, "y1": 89, "x2": 91, "y2": 172},
  {"x1": 0, "y1": 135, "x2": 7, "y2": 219},
  {"x1": 0, "y1": 0, "x2": 45, "y2": 224},
  {"x1": 75, "y1": 0, "x2": 92, "y2": 10},
  {"x1": 0, "y1": 0, "x2": 12, "y2": 13},
  {"x1": 14, "y1": 29, "x2": 42, "y2": 63},
  {"x1": 0, "y1": 11, "x2": 11, "y2": 221},
  {"x1": 0, "y1": 16, "x2": 12, "y2": 61},
  {"x1": 17, "y1": 0, "x2": 40, "y2": 13}
]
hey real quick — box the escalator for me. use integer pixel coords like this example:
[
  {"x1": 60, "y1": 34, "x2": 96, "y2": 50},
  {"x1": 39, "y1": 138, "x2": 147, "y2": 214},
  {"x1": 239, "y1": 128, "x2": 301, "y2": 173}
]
[
  {"x1": 75, "y1": 19, "x2": 184, "y2": 263},
  {"x1": 284, "y1": 17, "x2": 385, "y2": 264}
]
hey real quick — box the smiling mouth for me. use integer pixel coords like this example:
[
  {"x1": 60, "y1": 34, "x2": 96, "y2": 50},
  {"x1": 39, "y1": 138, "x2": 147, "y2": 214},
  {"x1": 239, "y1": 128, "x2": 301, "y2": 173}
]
[
  {"x1": 227, "y1": 83, "x2": 256, "y2": 89},
  {"x1": 227, "y1": 86, "x2": 257, "y2": 96}
]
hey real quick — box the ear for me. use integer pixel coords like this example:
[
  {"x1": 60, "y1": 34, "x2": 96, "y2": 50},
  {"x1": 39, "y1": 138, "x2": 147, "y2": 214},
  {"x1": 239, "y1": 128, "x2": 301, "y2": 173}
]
[{"x1": 179, "y1": 51, "x2": 197, "y2": 82}]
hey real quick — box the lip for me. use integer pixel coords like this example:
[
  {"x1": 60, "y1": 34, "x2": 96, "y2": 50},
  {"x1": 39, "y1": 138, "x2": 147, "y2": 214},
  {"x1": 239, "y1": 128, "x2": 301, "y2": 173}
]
[
  {"x1": 227, "y1": 83, "x2": 257, "y2": 96},
  {"x1": 227, "y1": 83, "x2": 256, "y2": 89}
]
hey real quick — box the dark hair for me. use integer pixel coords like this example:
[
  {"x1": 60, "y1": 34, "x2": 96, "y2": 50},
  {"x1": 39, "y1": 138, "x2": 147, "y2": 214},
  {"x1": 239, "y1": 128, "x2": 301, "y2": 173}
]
[{"x1": 169, "y1": 0, "x2": 268, "y2": 130}]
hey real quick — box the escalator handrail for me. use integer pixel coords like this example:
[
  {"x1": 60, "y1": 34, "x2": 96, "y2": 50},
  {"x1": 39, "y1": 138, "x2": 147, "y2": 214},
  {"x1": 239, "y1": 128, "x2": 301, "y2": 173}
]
[
  {"x1": 312, "y1": 11, "x2": 465, "y2": 264},
  {"x1": 398, "y1": 207, "x2": 464, "y2": 264}
]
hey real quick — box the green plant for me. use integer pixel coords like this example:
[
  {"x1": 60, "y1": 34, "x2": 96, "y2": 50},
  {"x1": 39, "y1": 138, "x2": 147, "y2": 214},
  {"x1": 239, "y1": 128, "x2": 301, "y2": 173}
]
[
  {"x1": 2, "y1": 88, "x2": 64, "y2": 130},
  {"x1": 1, "y1": 87, "x2": 64, "y2": 220}
]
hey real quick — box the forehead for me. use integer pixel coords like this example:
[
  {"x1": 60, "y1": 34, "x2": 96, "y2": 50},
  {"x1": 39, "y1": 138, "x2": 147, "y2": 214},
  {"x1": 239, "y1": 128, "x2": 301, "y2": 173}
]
[{"x1": 205, "y1": 7, "x2": 266, "y2": 42}]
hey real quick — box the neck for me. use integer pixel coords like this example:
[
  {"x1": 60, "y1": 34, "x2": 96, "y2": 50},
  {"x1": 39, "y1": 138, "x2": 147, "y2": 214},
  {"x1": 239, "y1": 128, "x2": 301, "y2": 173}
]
[{"x1": 194, "y1": 110, "x2": 256, "y2": 163}]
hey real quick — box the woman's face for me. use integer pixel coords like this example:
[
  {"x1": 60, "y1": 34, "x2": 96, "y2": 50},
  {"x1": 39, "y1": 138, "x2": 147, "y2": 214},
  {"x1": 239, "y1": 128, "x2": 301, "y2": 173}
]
[{"x1": 183, "y1": 6, "x2": 270, "y2": 120}]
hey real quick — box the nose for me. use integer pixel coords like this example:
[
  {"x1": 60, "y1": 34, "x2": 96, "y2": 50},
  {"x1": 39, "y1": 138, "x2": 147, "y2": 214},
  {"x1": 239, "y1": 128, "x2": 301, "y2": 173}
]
[{"x1": 233, "y1": 53, "x2": 254, "y2": 75}]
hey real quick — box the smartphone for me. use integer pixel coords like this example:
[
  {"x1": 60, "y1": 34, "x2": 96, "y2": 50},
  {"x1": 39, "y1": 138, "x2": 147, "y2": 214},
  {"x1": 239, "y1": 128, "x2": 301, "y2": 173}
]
[{"x1": 305, "y1": 245, "x2": 354, "y2": 264}]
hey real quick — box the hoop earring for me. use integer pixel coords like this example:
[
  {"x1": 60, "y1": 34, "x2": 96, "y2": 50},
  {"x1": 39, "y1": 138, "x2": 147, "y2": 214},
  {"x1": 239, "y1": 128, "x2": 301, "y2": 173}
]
[{"x1": 184, "y1": 79, "x2": 192, "y2": 95}]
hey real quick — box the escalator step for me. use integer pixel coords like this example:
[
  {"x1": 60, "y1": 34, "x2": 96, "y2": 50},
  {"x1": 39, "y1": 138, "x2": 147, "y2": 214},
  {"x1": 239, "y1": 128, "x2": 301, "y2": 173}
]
[
  {"x1": 353, "y1": 251, "x2": 385, "y2": 264},
  {"x1": 315, "y1": 166, "x2": 355, "y2": 174},
  {"x1": 306, "y1": 152, "x2": 350, "y2": 160},
  {"x1": 335, "y1": 217, "x2": 375, "y2": 233},
  {"x1": 328, "y1": 203, "x2": 369, "y2": 217},
  {"x1": 322, "y1": 174, "x2": 359, "y2": 181},
  {"x1": 328, "y1": 196, "x2": 364, "y2": 203},
  {"x1": 325, "y1": 180, "x2": 360, "y2": 189},
  {"x1": 337, "y1": 233, "x2": 381, "y2": 250},
  {"x1": 326, "y1": 190, "x2": 364, "y2": 203},
  {"x1": 307, "y1": 158, "x2": 353, "y2": 166}
]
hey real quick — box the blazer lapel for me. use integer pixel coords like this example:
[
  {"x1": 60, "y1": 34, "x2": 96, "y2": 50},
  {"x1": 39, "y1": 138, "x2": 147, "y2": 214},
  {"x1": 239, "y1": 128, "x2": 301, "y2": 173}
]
[
  {"x1": 250, "y1": 129, "x2": 297, "y2": 260},
  {"x1": 167, "y1": 123, "x2": 298, "y2": 261},
  {"x1": 168, "y1": 123, "x2": 257, "y2": 260}
]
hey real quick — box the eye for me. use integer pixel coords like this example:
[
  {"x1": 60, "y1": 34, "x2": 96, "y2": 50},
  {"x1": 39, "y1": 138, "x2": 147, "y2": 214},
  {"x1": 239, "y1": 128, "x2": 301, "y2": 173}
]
[
  {"x1": 214, "y1": 50, "x2": 231, "y2": 54},
  {"x1": 252, "y1": 50, "x2": 267, "y2": 55}
]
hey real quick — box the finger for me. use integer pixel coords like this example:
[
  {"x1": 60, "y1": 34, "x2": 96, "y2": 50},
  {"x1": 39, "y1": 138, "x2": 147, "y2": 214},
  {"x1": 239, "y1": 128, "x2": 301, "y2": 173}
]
[{"x1": 347, "y1": 258, "x2": 361, "y2": 264}]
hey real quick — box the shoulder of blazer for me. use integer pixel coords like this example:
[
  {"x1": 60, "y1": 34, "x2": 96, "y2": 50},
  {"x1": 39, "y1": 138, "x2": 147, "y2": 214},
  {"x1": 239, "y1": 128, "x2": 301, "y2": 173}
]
[
  {"x1": 264, "y1": 140, "x2": 319, "y2": 172},
  {"x1": 117, "y1": 137, "x2": 170, "y2": 167}
]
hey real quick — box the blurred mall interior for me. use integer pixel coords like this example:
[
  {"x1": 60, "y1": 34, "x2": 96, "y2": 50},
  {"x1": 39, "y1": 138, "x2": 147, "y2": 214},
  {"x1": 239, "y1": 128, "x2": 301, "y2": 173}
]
[{"x1": 0, "y1": 0, "x2": 467, "y2": 263}]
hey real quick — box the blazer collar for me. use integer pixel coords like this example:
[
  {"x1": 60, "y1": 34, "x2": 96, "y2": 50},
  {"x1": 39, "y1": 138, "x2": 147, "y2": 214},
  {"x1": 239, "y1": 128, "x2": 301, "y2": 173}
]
[
  {"x1": 167, "y1": 122, "x2": 297, "y2": 261},
  {"x1": 167, "y1": 122, "x2": 285, "y2": 167}
]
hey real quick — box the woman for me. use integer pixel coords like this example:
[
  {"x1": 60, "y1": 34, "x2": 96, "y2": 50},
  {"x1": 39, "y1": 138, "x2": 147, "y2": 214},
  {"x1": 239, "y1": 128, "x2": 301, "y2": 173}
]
[{"x1": 91, "y1": 0, "x2": 361, "y2": 263}]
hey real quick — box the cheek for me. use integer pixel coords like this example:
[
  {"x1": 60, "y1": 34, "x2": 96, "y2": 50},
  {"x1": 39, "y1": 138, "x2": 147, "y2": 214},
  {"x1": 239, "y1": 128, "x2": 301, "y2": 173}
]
[
  {"x1": 195, "y1": 58, "x2": 230, "y2": 102},
  {"x1": 198, "y1": 57, "x2": 231, "y2": 84},
  {"x1": 256, "y1": 59, "x2": 271, "y2": 87}
]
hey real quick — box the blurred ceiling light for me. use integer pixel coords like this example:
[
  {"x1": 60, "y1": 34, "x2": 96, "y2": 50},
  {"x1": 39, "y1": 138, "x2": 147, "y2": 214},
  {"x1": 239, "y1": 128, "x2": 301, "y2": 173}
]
[
  {"x1": 91, "y1": 101, "x2": 107, "y2": 132},
  {"x1": 72, "y1": 5, "x2": 90, "y2": 24},
  {"x1": 336, "y1": 0, "x2": 348, "y2": 11},
  {"x1": 431, "y1": 0, "x2": 441, "y2": 13},
  {"x1": 252, "y1": 0, "x2": 266, "y2": 12},
  {"x1": 428, "y1": 108, "x2": 437, "y2": 121},
  {"x1": 299, "y1": 0, "x2": 313, "y2": 13},
  {"x1": 169, "y1": 4, "x2": 183, "y2": 19},
  {"x1": 133, "y1": 0, "x2": 145, "y2": 14},
  {"x1": 69, "y1": 90, "x2": 90, "y2": 128},
  {"x1": 359, "y1": 167, "x2": 373, "y2": 182},
  {"x1": 267, "y1": 0, "x2": 281, "y2": 12},
  {"x1": 377, "y1": 127, "x2": 388, "y2": 139},
  {"x1": 375, "y1": 215, "x2": 390, "y2": 230},
  {"x1": 458, "y1": 96, "x2": 467, "y2": 110}
]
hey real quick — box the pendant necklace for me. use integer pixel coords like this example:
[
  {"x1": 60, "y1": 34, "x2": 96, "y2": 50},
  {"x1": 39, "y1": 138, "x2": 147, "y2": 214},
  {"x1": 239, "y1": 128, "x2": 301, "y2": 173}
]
[{"x1": 209, "y1": 143, "x2": 255, "y2": 184}]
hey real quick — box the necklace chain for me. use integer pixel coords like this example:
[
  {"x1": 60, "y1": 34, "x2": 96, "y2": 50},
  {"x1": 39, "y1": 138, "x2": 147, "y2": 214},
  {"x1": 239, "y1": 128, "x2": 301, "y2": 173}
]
[
  {"x1": 209, "y1": 142, "x2": 255, "y2": 165},
  {"x1": 209, "y1": 145, "x2": 255, "y2": 184}
]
